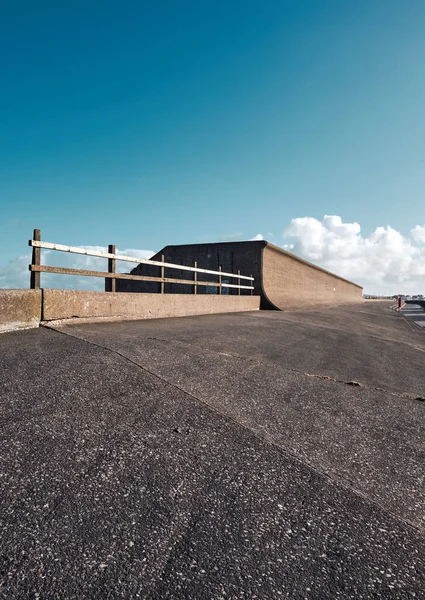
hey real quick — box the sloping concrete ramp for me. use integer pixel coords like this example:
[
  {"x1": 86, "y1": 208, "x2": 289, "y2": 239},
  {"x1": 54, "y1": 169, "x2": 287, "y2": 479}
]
[{"x1": 118, "y1": 240, "x2": 363, "y2": 310}]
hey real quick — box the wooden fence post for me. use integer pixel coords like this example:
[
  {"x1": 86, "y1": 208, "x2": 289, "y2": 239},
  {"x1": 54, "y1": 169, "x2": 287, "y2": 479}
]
[
  {"x1": 105, "y1": 244, "x2": 116, "y2": 292},
  {"x1": 161, "y1": 254, "x2": 165, "y2": 294},
  {"x1": 219, "y1": 266, "x2": 222, "y2": 295},
  {"x1": 237, "y1": 270, "x2": 241, "y2": 296},
  {"x1": 30, "y1": 229, "x2": 41, "y2": 290},
  {"x1": 193, "y1": 261, "x2": 198, "y2": 294},
  {"x1": 251, "y1": 274, "x2": 253, "y2": 295}
]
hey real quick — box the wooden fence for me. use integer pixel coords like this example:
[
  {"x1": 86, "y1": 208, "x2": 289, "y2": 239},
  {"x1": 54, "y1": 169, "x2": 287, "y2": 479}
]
[{"x1": 29, "y1": 229, "x2": 255, "y2": 295}]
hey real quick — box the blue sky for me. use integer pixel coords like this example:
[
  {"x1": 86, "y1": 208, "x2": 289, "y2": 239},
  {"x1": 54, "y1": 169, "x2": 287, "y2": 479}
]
[{"x1": 1, "y1": 0, "x2": 425, "y2": 293}]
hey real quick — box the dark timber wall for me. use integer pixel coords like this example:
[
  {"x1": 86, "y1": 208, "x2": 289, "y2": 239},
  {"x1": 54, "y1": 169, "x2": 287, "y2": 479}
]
[{"x1": 117, "y1": 241, "x2": 363, "y2": 310}]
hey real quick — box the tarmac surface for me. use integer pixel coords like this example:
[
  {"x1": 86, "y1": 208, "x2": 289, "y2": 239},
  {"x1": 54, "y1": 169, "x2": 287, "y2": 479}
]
[{"x1": 1, "y1": 301, "x2": 424, "y2": 598}]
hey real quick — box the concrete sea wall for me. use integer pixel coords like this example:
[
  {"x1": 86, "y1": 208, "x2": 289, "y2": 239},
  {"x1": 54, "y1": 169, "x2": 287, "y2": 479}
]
[
  {"x1": 0, "y1": 289, "x2": 260, "y2": 332},
  {"x1": 261, "y1": 243, "x2": 363, "y2": 309},
  {"x1": 42, "y1": 290, "x2": 259, "y2": 323},
  {"x1": 118, "y1": 240, "x2": 363, "y2": 310}
]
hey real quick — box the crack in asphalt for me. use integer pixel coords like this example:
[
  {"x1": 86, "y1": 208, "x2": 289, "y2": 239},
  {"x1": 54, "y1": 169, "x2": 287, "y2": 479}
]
[
  {"x1": 128, "y1": 333, "x2": 425, "y2": 401},
  {"x1": 46, "y1": 324, "x2": 425, "y2": 536}
]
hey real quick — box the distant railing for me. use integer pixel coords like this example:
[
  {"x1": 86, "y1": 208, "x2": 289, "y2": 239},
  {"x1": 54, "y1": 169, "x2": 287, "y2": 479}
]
[{"x1": 29, "y1": 229, "x2": 255, "y2": 295}]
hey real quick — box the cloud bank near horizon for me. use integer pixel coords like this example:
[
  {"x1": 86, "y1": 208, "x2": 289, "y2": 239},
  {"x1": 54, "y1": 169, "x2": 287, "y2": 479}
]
[
  {"x1": 283, "y1": 215, "x2": 425, "y2": 295},
  {"x1": 1, "y1": 216, "x2": 424, "y2": 295}
]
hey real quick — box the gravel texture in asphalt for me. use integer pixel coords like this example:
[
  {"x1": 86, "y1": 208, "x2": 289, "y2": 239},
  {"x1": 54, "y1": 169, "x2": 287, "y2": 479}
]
[{"x1": 1, "y1": 301, "x2": 424, "y2": 598}]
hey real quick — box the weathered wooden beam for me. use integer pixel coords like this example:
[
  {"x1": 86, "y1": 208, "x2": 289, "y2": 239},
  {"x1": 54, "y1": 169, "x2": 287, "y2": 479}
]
[
  {"x1": 28, "y1": 240, "x2": 254, "y2": 281},
  {"x1": 105, "y1": 244, "x2": 116, "y2": 292},
  {"x1": 29, "y1": 265, "x2": 254, "y2": 289},
  {"x1": 29, "y1": 229, "x2": 41, "y2": 290}
]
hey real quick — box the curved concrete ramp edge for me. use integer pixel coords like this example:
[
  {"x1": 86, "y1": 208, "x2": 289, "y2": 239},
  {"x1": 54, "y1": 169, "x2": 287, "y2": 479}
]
[{"x1": 260, "y1": 242, "x2": 363, "y2": 310}]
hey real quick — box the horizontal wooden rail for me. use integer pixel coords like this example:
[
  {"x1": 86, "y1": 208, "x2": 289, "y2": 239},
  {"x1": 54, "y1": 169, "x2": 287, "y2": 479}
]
[
  {"x1": 28, "y1": 230, "x2": 255, "y2": 295},
  {"x1": 29, "y1": 240, "x2": 254, "y2": 281},
  {"x1": 29, "y1": 265, "x2": 254, "y2": 290}
]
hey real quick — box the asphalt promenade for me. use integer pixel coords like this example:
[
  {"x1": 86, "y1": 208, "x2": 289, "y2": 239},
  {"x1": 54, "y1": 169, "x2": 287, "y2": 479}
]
[{"x1": 1, "y1": 301, "x2": 424, "y2": 598}]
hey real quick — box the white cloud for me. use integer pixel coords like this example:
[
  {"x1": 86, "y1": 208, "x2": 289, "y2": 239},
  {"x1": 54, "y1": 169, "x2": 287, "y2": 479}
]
[
  {"x1": 411, "y1": 225, "x2": 425, "y2": 244},
  {"x1": 0, "y1": 246, "x2": 154, "y2": 291},
  {"x1": 283, "y1": 215, "x2": 425, "y2": 295},
  {"x1": 250, "y1": 233, "x2": 264, "y2": 241}
]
